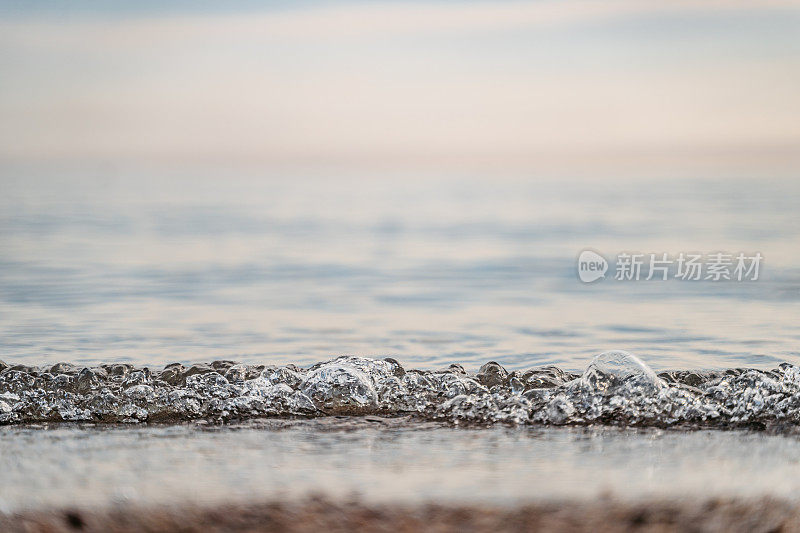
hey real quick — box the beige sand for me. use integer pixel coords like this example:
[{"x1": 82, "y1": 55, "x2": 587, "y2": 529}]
[{"x1": 3, "y1": 496, "x2": 799, "y2": 533}]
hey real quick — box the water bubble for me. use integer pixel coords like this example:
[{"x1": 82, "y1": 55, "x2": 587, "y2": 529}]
[
  {"x1": 224, "y1": 364, "x2": 248, "y2": 383},
  {"x1": 544, "y1": 394, "x2": 576, "y2": 425},
  {"x1": 0, "y1": 355, "x2": 799, "y2": 430},
  {"x1": 159, "y1": 364, "x2": 185, "y2": 385},
  {"x1": 123, "y1": 384, "x2": 155, "y2": 403},
  {"x1": 262, "y1": 366, "x2": 304, "y2": 389},
  {"x1": 301, "y1": 360, "x2": 378, "y2": 414},
  {"x1": 509, "y1": 377, "x2": 524, "y2": 395},
  {"x1": 579, "y1": 350, "x2": 664, "y2": 393},
  {"x1": 122, "y1": 370, "x2": 150, "y2": 389},
  {"x1": 76, "y1": 368, "x2": 104, "y2": 394},
  {"x1": 476, "y1": 362, "x2": 509, "y2": 389},
  {"x1": 49, "y1": 362, "x2": 77, "y2": 375}
]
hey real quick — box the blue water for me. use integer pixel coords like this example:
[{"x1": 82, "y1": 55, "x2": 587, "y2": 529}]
[{"x1": 1, "y1": 164, "x2": 799, "y2": 371}]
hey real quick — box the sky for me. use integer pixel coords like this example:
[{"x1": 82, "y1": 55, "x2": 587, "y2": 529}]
[{"x1": 1, "y1": 0, "x2": 799, "y2": 169}]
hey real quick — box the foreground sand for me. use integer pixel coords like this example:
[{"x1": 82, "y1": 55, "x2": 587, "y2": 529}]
[{"x1": 3, "y1": 497, "x2": 799, "y2": 533}]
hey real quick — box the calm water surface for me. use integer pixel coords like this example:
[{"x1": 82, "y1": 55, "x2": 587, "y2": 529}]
[{"x1": 1, "y1": 165, "x2": 799, "y2": 371}]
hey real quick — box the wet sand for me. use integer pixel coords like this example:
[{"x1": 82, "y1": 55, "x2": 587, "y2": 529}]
[{"x1": 3, "y1": 497, "x2": 799, "y2": 532}]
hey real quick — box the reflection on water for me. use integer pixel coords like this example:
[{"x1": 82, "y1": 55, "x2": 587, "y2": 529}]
[
  {"x1": 2, "y1": 420, "x2": 800, "y2": 512},
  {"x1": 1, "y1": 166, "x2": 799, "y2": 370}
]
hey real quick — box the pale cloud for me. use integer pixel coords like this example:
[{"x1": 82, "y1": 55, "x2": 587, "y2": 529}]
[{"x1": 0, "y1": 0, "x2": 799, "y2": 167}]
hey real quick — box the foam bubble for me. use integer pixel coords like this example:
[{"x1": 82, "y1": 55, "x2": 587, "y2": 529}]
[{"x1": 1, "y1": 353, "x2": 799, "y2": 430}]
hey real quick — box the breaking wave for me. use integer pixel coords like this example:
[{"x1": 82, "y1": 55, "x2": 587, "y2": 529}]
[{"x1": 2, "y1": 351, "x2": 800, "y2": 430}]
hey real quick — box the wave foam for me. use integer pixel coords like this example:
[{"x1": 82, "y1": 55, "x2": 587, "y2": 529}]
[{"x1": 1, "y1": 351, "x2": 799, "y2": 429}]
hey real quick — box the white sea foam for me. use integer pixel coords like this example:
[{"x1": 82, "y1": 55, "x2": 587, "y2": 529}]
[{"x1": 0, "y1": 352, "x2": 798, "y2": 429}]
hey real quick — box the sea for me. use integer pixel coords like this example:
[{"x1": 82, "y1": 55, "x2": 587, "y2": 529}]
[{"x1": 1, "y1": 163, "x2": 799, "y2": 512}]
